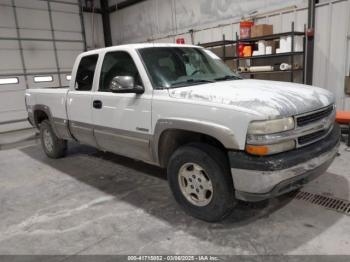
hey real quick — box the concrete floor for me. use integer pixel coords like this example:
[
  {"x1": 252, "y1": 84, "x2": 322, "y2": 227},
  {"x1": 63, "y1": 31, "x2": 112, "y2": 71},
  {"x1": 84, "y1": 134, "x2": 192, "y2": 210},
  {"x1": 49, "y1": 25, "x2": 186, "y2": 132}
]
[
  {"x1": 0, "y1": 128, "x2": 38, "y2": 150},
  {"x1": 0, "y1": 137, "x2": 350, "y2": 257}
]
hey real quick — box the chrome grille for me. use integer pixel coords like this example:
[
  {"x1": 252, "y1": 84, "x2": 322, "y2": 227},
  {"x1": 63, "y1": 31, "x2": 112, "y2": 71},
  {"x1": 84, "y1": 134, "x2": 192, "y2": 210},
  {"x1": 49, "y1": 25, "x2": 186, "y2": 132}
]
[
  {"x1": 296, "y1": 105, "x2": 334, "y2": 127},
  {"x1": 295, "y1": 104, "x2": 335, "y2": 147},
  {"x1": 298, "y1": 129, "x2": 328, "y2": 145}
]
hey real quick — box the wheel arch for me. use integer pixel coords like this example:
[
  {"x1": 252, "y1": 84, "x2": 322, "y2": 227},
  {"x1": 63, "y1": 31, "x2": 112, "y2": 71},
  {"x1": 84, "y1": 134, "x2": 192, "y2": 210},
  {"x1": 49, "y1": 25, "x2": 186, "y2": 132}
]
[
  {"x1": 32, "y1": 105, "x2": 52, "y2": 127},
  {"x1": 153, "y1": 118, "x2": 239, "y2": 167},
  {"x1": 31, "y1": 105, "x2": 62, "y2": 138}
]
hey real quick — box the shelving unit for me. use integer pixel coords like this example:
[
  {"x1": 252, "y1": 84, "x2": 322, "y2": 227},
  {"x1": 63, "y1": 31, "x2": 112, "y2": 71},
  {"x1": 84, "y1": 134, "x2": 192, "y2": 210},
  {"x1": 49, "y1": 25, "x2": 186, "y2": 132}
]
[
  {"x1": 198, "y1": 36, "x2": 236, "y2": 62},
  {"x1": 199, "y1": 39, "x2": 236, "y2": 48},
  {"x1": 225, "y1": 51, "x2": 304, "y2": 61},
  {"x1": 234, "y1": 23, "x2": 306, "y2": 83},
  {"x1": 236, "y1": 31, "x2": 305, "y2": 42},
  {"x1": 199, "y1": 22, "x2": 306, "y2": 84},
  {"x1": 240, "y1": 68, "x2": 304, "y2": 75}
]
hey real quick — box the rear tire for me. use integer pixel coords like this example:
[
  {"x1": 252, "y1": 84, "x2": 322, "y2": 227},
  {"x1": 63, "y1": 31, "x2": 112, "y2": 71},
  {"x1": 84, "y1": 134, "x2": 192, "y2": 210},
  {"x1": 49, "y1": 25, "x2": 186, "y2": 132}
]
[
  {"x1": 40, "y1": 120, "x2": 67, "y2": 158},
  {"x1": 167, "y1": 143, "x2": 236, "y2": 222}
]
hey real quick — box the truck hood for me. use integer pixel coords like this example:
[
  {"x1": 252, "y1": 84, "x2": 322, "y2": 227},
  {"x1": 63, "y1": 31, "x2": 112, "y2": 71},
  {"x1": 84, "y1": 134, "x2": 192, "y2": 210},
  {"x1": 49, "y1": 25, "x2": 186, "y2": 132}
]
[{"x1": 167, "y1": 79, "x2": 334, "y2": 118}]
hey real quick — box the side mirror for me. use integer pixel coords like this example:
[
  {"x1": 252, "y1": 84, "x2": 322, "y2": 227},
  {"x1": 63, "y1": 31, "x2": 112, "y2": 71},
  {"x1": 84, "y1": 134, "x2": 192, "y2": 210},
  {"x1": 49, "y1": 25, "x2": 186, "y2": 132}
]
[{"x1": 109, "y1": 76, "x2": 144, "y2": 94}]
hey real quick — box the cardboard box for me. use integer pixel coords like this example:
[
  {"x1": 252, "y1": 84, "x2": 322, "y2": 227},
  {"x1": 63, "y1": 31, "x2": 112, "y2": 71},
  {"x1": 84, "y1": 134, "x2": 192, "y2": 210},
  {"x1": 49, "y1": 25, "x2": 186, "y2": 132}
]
[{"x1": 251, "y1": 24, "x2": 273, "y2": 38}]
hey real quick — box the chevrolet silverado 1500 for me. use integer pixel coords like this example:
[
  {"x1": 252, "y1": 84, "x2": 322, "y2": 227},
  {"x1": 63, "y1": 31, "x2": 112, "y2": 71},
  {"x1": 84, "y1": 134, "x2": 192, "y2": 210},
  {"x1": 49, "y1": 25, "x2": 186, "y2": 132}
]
[{"x1": 26, "y1": 44, "x2": 340, "y2": 222}]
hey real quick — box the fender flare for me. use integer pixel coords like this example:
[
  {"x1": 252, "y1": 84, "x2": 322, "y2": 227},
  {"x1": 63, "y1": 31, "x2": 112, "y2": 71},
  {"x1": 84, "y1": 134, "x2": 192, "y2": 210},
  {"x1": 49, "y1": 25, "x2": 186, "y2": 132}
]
[
  {"x1": 152, "y1": 118, "x2": 239, "y2": 164},
  {"x1": 31, "y1": 104, "x2": 60, "y2": 137}
]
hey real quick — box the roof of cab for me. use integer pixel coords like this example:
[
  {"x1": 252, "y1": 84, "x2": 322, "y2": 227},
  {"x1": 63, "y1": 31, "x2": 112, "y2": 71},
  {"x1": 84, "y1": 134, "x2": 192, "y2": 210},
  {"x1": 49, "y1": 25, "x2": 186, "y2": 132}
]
[{"x1": 80, "y1": 43, "x2": 203, "y2": 56}]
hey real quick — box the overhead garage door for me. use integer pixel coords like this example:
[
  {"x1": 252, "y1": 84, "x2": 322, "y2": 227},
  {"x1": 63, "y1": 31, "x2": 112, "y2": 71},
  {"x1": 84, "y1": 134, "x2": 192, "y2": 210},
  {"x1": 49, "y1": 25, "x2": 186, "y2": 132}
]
[{"x1": 0, "y1": 0, "x2": 86, "y2": 133}]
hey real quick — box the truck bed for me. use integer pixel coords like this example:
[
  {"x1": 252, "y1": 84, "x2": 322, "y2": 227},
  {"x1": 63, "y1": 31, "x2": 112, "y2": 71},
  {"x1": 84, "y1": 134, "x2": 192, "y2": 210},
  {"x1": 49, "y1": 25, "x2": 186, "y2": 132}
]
[{"x1": 25, "y1": 88, "x2": 69, "y2": 121}]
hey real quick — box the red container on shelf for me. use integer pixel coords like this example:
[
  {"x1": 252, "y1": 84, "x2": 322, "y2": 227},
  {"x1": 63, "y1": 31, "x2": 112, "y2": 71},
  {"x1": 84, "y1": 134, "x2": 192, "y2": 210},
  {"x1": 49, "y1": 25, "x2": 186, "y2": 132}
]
[
  {"x1": 240, "y1": 20, "x2": 254, "y2": 39},
  {"x1": 176, "y1": 38, "x2": 185, "y2": 44},
  {"x1": 238, "y1": 43, "x2": 245, "y2": 57}
]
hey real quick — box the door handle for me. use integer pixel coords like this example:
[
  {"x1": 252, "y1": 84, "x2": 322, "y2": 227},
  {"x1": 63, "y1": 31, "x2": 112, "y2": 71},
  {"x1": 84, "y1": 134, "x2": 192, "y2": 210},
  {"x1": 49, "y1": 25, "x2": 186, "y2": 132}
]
[{"x1": 93, "y1": 100, "x2": 102, "y2": 109}]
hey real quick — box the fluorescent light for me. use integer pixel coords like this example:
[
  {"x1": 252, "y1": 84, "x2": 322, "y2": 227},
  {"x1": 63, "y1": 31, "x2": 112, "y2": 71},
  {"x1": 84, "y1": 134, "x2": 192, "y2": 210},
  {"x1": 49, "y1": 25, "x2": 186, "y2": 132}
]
[
  {"x1": 66, "y1": 75, "x2": 71, "y2": 81},
  {"x1": 34, "y1": 76, "x2": 53, "y2": 83},
  {"x1": 0, "y1": 77, "x2": 19, "y2": 85}
]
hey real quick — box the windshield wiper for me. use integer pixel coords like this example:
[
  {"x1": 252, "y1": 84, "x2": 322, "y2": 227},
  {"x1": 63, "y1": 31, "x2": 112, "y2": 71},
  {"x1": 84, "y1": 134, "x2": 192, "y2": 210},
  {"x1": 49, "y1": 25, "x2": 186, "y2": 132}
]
[
  {"x1": 214, "y1": 75, "x2": 241, "y2": 81},
  {"x1": 171, "y1": 79, "x2": 215, "y2": 88}
]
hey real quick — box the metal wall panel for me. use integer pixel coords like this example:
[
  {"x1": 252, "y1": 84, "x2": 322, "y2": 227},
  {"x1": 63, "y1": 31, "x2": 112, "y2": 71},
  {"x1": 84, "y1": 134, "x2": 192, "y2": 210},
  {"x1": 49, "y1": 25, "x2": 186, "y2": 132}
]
[
  {"x1": 16, "y1": 8, "x2": 51, "y2": 30},
  {"x1": 0, "y1": 6, "x2": 16, "y2": 27},
  {"x1": 21, "y1": 41, "x2": 57, "y2": 73},
  {"x1": 0, "y1": 76, "x2": 27, "y2": 133},
  {"x1": 0, "y1": 41, "x2": 22, "y2": 75},
  {"x1": 110, "y1": 0, "x2": 308, "y2": 44},
  {"x1": 83, "y1": 12, "x2": 105, "y2": 50},
  {"x1": 323, "y1": 1, "x2": 349, "y2": 109},
  {"x1": 0, "y1": 0, "x2": 90, "y2": 132},
  {"x1": 27, "y1": 74, "x2": 60, "y2": 89}
]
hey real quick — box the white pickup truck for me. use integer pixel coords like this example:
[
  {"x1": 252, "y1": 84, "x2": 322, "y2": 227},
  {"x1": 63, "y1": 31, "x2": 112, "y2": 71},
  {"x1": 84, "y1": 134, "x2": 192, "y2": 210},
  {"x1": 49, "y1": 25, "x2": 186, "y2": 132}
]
[{"x1": 26, "y1": 43, "x2": 339, "y2": 222}]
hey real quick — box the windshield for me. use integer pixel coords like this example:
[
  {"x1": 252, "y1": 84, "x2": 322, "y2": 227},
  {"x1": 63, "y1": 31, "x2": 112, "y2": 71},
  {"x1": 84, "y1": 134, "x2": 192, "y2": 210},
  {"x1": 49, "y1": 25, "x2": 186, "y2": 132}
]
[{"x1": 138, "y1": 47, "x2": 241, "y2": 89}]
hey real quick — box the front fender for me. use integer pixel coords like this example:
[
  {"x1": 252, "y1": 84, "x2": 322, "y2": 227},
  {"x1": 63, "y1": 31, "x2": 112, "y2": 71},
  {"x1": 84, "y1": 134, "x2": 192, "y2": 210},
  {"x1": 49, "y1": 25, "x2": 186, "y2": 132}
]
[{"x1": 152, "y1": 118, "x2": 239, "y2": 164}]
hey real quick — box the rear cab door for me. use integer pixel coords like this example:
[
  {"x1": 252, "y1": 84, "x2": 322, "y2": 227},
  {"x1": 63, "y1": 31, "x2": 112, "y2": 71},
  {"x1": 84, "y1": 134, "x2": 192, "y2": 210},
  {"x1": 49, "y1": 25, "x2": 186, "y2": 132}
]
[
  {"x1": 91, "y1": 46, "x2": 153, "y2": 162},
  {"x1": 66, "y1": 52, "x2": 99, "y2": 147}
]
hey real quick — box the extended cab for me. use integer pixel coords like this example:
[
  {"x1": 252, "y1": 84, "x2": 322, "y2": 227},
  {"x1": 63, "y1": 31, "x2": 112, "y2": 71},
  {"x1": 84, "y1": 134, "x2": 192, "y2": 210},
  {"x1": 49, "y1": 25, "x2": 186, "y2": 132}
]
[{"x1": 26, "y1": 44, "x2": 340, "y2": 222}]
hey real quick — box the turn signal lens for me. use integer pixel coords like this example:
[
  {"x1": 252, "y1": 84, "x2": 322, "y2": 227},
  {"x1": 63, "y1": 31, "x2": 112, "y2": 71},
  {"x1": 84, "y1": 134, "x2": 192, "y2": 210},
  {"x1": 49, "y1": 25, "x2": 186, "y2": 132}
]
[
  {"x1": 246, "y1": 140, "x2": 295, "y2": 156},
  {"x1": 245, "y1": 145, "x2": 269, "y2": 156}
]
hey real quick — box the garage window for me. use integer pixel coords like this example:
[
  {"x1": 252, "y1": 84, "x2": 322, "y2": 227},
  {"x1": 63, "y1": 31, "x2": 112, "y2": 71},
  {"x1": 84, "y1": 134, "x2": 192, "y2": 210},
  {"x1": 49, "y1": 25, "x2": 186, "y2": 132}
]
[
  {"x1": 34, "y1": 76, "x2": 53, "y2": 83},
  {"x1": 0, "y1": 77, "x2": 19, "y2": 85}
]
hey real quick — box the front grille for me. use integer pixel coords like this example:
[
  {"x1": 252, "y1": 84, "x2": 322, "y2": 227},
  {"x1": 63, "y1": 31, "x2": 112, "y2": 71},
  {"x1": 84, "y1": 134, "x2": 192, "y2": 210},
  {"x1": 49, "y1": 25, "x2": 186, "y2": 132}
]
[
  {"x1": 296, "y1": 105, "x2": 334, "y2": 127},
  {"x1": 298, "y1": 129, "x2": 328, "y2": 145}
]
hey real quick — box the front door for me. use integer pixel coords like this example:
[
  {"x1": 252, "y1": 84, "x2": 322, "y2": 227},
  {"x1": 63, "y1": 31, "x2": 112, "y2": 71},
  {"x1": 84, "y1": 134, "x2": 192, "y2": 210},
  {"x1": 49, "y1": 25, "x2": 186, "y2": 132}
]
[{"x1": 92, "y1": 51, "x2": 153, "y2": 162}]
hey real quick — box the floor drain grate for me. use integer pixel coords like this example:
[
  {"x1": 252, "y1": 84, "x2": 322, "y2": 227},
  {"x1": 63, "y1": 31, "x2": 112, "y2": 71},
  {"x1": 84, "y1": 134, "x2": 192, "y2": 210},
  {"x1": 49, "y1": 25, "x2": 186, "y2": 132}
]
[{"x1": 294, "y1": 191, "x2": 350, "y2": 216}]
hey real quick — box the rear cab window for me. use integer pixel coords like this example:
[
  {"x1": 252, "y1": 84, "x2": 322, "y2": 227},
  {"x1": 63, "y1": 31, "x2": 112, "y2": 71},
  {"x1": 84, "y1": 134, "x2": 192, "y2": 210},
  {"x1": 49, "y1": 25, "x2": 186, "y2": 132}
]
[{"x1": 75, "y1": 54, "x2": 99, "y2": 91}]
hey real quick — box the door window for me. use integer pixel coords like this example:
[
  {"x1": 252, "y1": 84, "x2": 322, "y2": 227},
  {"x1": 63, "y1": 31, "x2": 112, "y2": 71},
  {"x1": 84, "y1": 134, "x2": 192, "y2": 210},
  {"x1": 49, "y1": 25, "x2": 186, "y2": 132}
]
[
  {"x1": 99, "y1": 51, "x2": 142, "y2": 92},
  {"x1": 75, "y1": 54, "x2": 98, "y2": 91}
]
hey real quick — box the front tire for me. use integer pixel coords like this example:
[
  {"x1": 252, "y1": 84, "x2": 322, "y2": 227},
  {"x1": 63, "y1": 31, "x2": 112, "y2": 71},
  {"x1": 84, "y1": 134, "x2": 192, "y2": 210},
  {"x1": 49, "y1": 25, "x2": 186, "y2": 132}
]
[
  {"x1": 167, "y1": 143, "x2": 236, "y2": 222},
  {"x1": 40, "y1": 120, "x2": 67, "y2": 158}
]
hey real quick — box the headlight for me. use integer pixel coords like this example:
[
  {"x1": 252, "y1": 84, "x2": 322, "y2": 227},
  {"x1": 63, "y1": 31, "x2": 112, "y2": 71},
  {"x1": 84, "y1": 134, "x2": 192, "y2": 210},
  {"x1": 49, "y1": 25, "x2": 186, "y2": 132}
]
[
  {"x1": 247, "y1": 117, "x2": 295, "y2": 135},
  {"x1": 246, "y1": 140, "x2": 295, "y2": 156},
  {"x1": 246, "y1": 117, "x2": 296, "y2": 155}
]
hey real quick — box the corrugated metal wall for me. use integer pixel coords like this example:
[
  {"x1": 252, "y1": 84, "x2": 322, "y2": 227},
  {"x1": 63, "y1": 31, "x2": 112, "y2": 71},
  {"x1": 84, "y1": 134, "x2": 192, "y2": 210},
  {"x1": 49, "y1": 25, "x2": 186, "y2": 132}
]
[
  {"x1": 83, "y1": 0, "x2": 105, "y2": 50},
  {"x1": 110, "y1": 0, "x2": 350, "y2": 110},
  {"x1": 109, "y1": 0, "x2": 307, "y2": 43},
  {"x1": 0, "y1": 0, "x2": 103, "y2": 133}
]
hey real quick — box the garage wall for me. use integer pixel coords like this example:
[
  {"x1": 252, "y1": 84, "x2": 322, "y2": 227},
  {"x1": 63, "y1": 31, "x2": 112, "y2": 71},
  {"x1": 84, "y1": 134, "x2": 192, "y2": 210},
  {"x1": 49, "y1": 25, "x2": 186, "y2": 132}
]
[
  {"x1": 0, "y1": 0, "x2": 103, "y2": 133},
  {"x1": 83, "y1": 0, "x2": 105, "y2": 50},
  {"x1": 109, "y1": 0, "x2": 307, "y2": 44},
  {"x1": 110, "y1": 0, "x2": 350, "y2": 110}
]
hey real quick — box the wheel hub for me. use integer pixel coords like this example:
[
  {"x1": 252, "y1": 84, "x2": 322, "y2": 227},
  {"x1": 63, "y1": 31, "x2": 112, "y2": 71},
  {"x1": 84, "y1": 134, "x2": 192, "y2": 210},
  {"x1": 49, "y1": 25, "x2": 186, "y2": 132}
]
[
  {"x1": 178, "y1": 163, "x2": 213, "y2": 207},
  {"x1": 43, "y1": 129, "x2": 54, "y2": 152}
]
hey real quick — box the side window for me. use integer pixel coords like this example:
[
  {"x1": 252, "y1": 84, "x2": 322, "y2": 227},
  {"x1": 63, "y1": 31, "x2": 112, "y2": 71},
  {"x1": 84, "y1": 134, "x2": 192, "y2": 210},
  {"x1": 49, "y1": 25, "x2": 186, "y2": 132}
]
[
  {"x1": 99, "y1": 51, "x2": 142, "y2": 92},
  {"x1": 75, "y1": 54, "x2": 98, "y2": 91}
]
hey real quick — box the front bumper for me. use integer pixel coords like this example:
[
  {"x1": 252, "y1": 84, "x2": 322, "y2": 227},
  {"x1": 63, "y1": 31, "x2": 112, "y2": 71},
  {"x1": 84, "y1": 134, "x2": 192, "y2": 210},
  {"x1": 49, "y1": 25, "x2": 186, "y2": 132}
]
[{"x1": 229, "y1": 124, "x2": 340, "y2": 202}]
